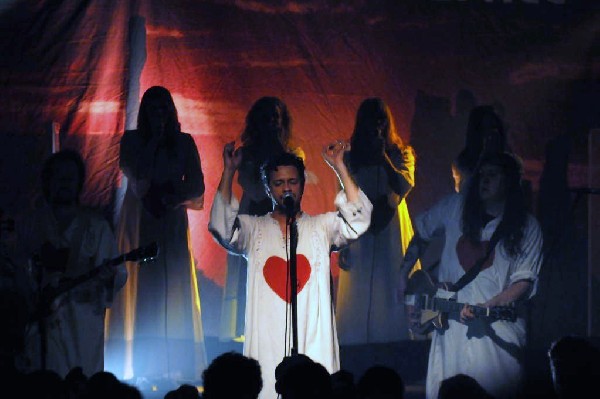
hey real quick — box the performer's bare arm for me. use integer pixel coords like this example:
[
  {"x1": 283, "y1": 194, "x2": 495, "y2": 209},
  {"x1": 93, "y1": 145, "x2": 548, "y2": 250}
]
[
  {"x1": 217, "y1": 141, "x2": 242, "y2": 204},
  {"x1": 322, "y1": 140, "x2": 358, "y2": 202}
]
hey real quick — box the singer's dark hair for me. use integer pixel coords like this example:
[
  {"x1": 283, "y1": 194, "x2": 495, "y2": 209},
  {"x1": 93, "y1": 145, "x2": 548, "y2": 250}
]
[
  {"x1": 349, "y1": 97, "x2": 406, "y2": 170},
  {"x1": 41, "y1": 149, "x2": 86, "y2": 202},
  {"x1": 260, "y1": 151, "x2": 306, "y2": 195},
  {"x1": 462, "y1": 151, "x2": 527, "y2": 258},
  {"x1": 457, "y1": 105, "x2": 508, "y2": 175},
  {"x1": 137, "y1": 86, "x2": 181, "y2": 150},
  {"x1": 241, "y1": 96, "x2": 291, "y2": 148}
]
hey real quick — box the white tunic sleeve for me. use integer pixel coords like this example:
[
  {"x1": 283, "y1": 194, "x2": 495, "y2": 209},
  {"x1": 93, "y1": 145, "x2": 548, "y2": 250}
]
[
  {"x1": 208, "y1": 190, "x2": 242, "y2": 254},
  {"x1": 414, "y1": 193, "x2": 462, "y2": 240},
  {"x1": 508, "y1": 215, "x2": 543, "y2": 297},
  {"x1": 329, "y1": 188, "x2": 373, "y2": 248}
]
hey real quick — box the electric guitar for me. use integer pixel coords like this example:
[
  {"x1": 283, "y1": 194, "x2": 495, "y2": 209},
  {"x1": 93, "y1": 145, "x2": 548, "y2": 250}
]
[
  {"x1": 405, "y1": 269, "x2": 517, "y2": 338},
  {"x1": 33, "y1": 242, "x2": 159, "y2": 320}
]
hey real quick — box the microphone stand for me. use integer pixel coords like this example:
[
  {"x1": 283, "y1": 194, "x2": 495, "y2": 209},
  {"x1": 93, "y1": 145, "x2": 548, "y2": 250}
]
[
  {"x1": 31, "y1": 254, "x2": 48, "y2": 371},
  {"x1": 287, "y1": 212, "x2": 299, "y2": 355}
]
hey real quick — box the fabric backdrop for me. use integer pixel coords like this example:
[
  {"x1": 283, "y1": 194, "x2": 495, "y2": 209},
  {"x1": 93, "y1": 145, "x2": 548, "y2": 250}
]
[{"x1": 1, "y1": 0, "x2": 598, "y2": 338}]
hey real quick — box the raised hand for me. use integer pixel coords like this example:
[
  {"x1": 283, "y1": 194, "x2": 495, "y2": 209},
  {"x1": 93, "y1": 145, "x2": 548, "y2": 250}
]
[
  {"x1": 322, "y1": 139, "x2": 359, "y2": 202},
  {"x1": 217, "y1": 141, "x2": 243, "y2": 203},
  {"x1": 223, "y1": 141, "x2": 242, "y2": 172},
  {"x1": 322, "y1": 139, "x2": 350, "y2": 172}
]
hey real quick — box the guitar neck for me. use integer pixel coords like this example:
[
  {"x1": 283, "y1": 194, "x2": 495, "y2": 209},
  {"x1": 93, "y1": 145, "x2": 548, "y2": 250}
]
[
  {"x1": 31, "y1": 244, "x2": 157, "y2": 322},
  {"x1": 431, "y1": 296, "x2": 516, "y2": 321},
  {"x1": 44, "y1": 255, "x2": 126, "y2": 302},
  {"x1": 433, "y1": 297, "x2": 490, "y2": 317}
]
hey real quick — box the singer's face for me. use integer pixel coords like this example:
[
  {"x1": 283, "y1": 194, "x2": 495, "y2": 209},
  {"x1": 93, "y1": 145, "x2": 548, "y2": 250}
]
[
  {"x1": 479, "y1": 163, "x2": 506, "y2": 203},
  {"x1": 145, "y1": 98, "x2": 169, "y2": 135},
  {"x1": 48, "y1": 160, "x2": 80, "y2": 205},
  {"x1": 268, "y1": 165, "x2": 303, "y2": 208}
]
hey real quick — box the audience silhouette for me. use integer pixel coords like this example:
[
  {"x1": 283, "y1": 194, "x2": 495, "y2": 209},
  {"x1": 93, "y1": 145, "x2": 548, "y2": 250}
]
[
  {"x1": 548, "y1": 335, "x2": 600, "y2": 399},
  {"x1": 331, "y1": 369, "x2": 359, "y2": 399},
  {"x1": 201, "y1": 351, "x2": 262, "y2": 399},
  {"x1": 164, "y1": 383, "x2": 201, "y2": 399},
  {"x1": 4, "y1": 334, "x2": 599, "y2": 399},
  {"x1": 356, "y1": 364, "x2": 405, "y2": 399},
  {"x1": 275, "y1": 354, "x2": 332, "y2": 399},
  {"x1": 23, "y1": 368, "x2": 66, "y2": 399},
  {"x1": 437, "y1": 373, "x2": 495, "y2": 399},
  {"x1": 64, "y1": 366, "x2": 88, "y2": 398},
  {"x1": 86, "y1": 370, "x2": 126, "y2": 399}
]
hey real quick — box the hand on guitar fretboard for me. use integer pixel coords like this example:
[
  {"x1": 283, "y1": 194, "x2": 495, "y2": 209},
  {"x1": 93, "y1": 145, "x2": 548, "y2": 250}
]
[
  {"x1": 31, "y1": 242, "x2": 159, "y2": 321},
  {"x1": 404, "y1": 269, "x2": 517, "y2": 339}
]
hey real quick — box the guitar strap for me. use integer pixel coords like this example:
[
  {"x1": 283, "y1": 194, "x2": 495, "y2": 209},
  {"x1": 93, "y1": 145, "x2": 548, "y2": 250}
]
[{"x1": 449, "y1": 224, "x2": 503, "y2": 292}]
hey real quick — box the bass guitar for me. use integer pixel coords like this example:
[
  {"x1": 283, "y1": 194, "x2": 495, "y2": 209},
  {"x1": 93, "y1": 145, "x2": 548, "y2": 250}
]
[
  {"x1": 405, "y1": 269, "x2": 517, "y2": 338},
  {"x1": 33, "y1": 242, "x2": 159, "y2": 320}
]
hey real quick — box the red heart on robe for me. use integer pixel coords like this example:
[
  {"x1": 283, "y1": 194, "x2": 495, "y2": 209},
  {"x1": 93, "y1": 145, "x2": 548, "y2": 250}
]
[
  {"x1": 263, "y1": 255, "x2": 312, "y2": 302},
  {"x1": 455, "y1": 235, "x2": 495, "y2": 272}
]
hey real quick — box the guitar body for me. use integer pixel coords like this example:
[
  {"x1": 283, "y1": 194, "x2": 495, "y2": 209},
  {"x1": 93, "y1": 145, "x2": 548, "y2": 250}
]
[
  {"x1": 405, "y1": 269, "x2": 450, "y2": 338},
  {"x1": 405, "y1": 269, "x2": 516, "y2": 339},
  {"x1": 32, "y1": 242, "x2": 158, "y2": 321}
]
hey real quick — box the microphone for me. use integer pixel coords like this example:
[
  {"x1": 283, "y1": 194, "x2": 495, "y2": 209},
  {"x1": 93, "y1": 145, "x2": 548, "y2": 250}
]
[{"x1": 283, "y1": 192, "x2": 295, "y2": 218}]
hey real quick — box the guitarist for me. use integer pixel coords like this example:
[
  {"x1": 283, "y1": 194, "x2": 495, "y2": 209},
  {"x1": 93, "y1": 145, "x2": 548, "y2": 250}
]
[
  {"x1": 400, "y1": 151, "x2": 543, "y2": 399},
  {"x1": 16, "y1": 150, "x2": 127, "y2": 378}
]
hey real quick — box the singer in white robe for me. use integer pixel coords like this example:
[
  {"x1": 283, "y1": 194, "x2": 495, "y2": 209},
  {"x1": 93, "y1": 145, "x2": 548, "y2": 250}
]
[{"x1": 209, "y1": 141, "x2": 372, "y2": 399}]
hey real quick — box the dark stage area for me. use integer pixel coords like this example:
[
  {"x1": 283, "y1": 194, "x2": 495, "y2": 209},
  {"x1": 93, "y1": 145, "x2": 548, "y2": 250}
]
[
  {"x1": 136, "y1": 339, "x2": 431, "y2": 398},
  {"x1": 137, "y1": 337, "x2": 567, "y2": 399}
]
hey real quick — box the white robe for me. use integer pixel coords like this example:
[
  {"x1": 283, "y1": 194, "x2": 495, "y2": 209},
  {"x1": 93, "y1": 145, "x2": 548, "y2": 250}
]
[
  {"x1": 414, "y1": 193, "x2": 543, "y2": 399},
  {"x1": 336, "y1": 146, "x2": 416, "y2": 344},
  {"x1": 105, "y1": 130, "x2": 207, "y2": 381},
  {"x1": 20, "y1": 206, "x2": 125, "y2": 378},
  {"x1": 209, "y1": 189, "x2": 372, "y2": 399}
]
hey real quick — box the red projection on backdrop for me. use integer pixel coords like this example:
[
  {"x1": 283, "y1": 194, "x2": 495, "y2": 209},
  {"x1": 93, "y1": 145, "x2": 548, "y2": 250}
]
[
  {"x1": 130, "y1": 3, "x2": 373, "y2": 287},
  {"x1": 1, "y1": 0, "x2": 595, "y2": 292}
]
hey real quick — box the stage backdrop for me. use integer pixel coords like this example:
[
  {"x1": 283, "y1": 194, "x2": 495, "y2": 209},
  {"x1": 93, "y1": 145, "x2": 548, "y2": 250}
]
[{"x1": 1, "y1": 0, "x2": 598, "y2": 338}]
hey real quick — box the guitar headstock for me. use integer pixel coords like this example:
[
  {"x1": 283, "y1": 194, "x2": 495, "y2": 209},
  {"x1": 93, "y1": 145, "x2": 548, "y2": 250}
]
[
  {"x1": 405, "y1": 269, "x2": 438, "y2": 297},
  {"x1": 125, "y1": 242, "x2": 159, "y2": 263}
]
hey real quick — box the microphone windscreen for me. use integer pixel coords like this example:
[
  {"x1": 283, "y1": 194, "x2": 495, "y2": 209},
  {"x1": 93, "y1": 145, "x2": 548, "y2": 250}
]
[{"x1": 283, "y1": 193, "x2": 294, "y2": 216}]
